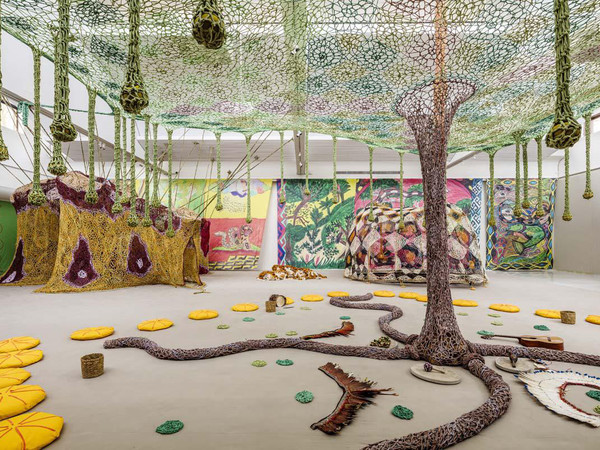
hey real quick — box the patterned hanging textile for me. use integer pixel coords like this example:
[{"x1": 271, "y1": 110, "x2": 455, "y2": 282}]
[
  {"x1": 151, "y1": 123, "x2": 161, "y2": 208},
  {"x1": 141, "y1": 115, "x2": 152, "y2": 226},
  {"x1": 127, "y1": 118, "x2": 139, "y2": 226},
  {"x1": 85, "y1": 87, "x2": 98, "y2": 204},
  {"x1": 28, "y1": 48, "x2": 45, "y2": 205},
  {"x1": 583, "y1": 113, "x2": 594, "y2": 199},
  {"x1": 166, "y1": 129, "x2": 174, "y2": 237},
  {"x1": 215, "y1": 132, "x2": 224, "y2": 210},
  {"x1": 245, "y1": 134, "x2": 252, "y2": 224},
  {"x1": 112, "y1": 109, "x2": 123, "y2": 213}
]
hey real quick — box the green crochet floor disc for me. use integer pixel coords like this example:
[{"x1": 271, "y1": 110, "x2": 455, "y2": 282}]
[
  {"x1": 242, "y1": 317, "x2": 255, "y2": 322},
  {"x1": 217, "y1": 324, "x2": 230, "y2": 329},
  {"x1": 251, "y1": 360, "x2": 267, "y2": 367},
  {"x1": 265, "y1": 333, "x2": 278, "y2": 338},
  {"x1": 275, "y1": 312, "x2": 285, "y2": 316},
  {"x1": 477, "y1": 330, "x2": 494, "y2": 336},
  {"x1": 285, "y1": 331, "x2": 298, "y2": 336},
  {"x1": 156, "y1": 420, "x2": 184, "y2": 435},
  {"x1": 391, "y1": 405, "x2": 414, "y2": 420},
  {"x1": 295, "y1": 390, "x2": 314, "y2": 403},
  {"x1": 276, "y1": 359, "x2": 294, "y2": 366},
  {"x1": 457, "y1": 312, "x2": 469, "y2": 316},
  {"x1": 586, "y1": 390, "x2": 600, "y2": 401},
  {"x1": 339, "y1": 316, "x2": 351, "y2": 320},
  {"x1": 533, "y1": 325, "x2": 550, "y2": 331}
]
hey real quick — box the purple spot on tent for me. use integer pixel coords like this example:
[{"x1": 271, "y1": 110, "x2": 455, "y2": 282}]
[
  {"x1": 127, "y1": 233, "x2": 152, "y2": 277},
  {"x1": 63, "y1": 235, "x2": 99, "y2": 287},
  {"x1": 0, "y1": 238, "x2": 26, "y2": 284}
]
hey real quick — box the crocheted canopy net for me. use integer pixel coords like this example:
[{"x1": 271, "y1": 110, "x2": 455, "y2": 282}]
[{"x1": 3, "y1": 0, "x2": 600, "y2": 152}]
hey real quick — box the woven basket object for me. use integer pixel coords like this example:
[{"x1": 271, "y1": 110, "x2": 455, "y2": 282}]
[
  {"x1": 560, "y1": 311, "x2": 576, "y2": 324},
  {"x1": 265, "y1": 300, "x2": 276, "y2": 313},
  {"x1": 81, "y1": 353, "x2": 104, "y2": 379}
]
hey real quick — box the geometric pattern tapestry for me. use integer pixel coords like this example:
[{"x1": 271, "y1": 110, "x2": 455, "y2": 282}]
[
  {"x1": 486, "y1": 178, "x2": 556, "y2": 270},
  {"x1": 157, "y1": 179, "x2": 272, "y2": 270}
]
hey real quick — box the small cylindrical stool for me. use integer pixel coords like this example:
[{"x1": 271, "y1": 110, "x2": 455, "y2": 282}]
[
  {"x1": 560, "y1": 310, "x2": 576, "y2": 324},
  {"x1": 265, "y1": 300, "x2": 277, "y2": 313},
  {"x1": 81, "y1": 353, "x2": 104, "y2": 378}
]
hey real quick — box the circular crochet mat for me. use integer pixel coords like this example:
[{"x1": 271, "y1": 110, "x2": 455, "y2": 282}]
[
  {"x1": 586, "y1": 390, "x2": 600, "y2": 401},
  {"x1": 276, "y1": 359, "x2": 294, "y2": 366},
  {"x1": 251, "y1": 360, "x2": 267, "y2": 367},
  {"x1": 391, "y1": 405, "x2": 414, "y2": 420},
  {"x1": 137, "y1": 319, "x2": 173, "y2": 331},
  {"x1": 0, "y1": 337, "x2": 40, "y2": 354},
  {"x1": 452, "y1": 299, "x2": 478, "y2": 307},
  {"x1": 410, "y1": 364, "x2": 461, "y2": 385},
  {"x1": 0, "y1": 350, "x2": 44, "y2": 369},
  {"x1": 398, "y1": 292, "x2": 420, "y2": 299},
  {"x1": 217, "y1": 324, "x2": 230, "y2": 330},
  {"x1": 328, "y1": 291, "x2": 349, "y2": 297},
  {"x1": 301, "y1": 295, "x2": 324, "y2": 302},
  {"x1": 189, "y1": 310, "x2": 219, "y2": 320},
  {"x1": 156, "y1": 420, "x2": 184, "y2": 434},
  {"x1": 231, "y1": 303, "x2": 259, "y2": 312},
  {"x1": 295, "y1": 390, "x2": 314, "y2": 403},
  {"x1": 415, "y1": 295, "x2": 428, "y2": 302},
  {"x1": 373, "y1": 290, "x2": 395, "y2": 297},
  {"x1": 70, "y1": 327, "x2": 114, "y2": 340},
  {"x1": 0, "y1": 412, "x2": 63, "y2": 449},
  {"x1": 495, "y1": 357, "x2": 535, "y2": 374},
  {"x1": 0, "y1": 368, "x2": 31, "y2": 389},
  {"x1": 0, "y1": 385, "x2": 46, "y2": 420},
  {"x1": 585, "y1": 315, "x2": 600, "y2": 325},
  {"x1": 535, "y1": 309, "x2": 561, "y2": 319},
  {"x1": 489, "y1": 304, "x2": 520, "y2": 313},
  {"x1": 242, "y1": 317, "x2": 255, "y2": 322},
  {"x1": 533, "y1": 324, "x2": 550, "y2": 331}
]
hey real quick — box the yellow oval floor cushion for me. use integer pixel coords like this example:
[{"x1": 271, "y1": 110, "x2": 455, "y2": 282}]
[
  {"x1": 399, "y1": 292, "x2": 420, "y2": 299},
  {"x1": 0, "y1": 385, "x2": 46, "y2": 420},
  {"x1": 70, "y1": 326, "x2": 114, "y2": 341},
  {"x1": 328, "y1": 291, "x2": 349, "y2": 297},
  {"x1": 188, "y1": 310, "x2": 219, "y2": 320},
  {"x1": 0, "y1": 412, "x2": 64, "y2": 450},
  {"x1": 415, "y1": 295, "x2": 428, "y2": 302},
  {"x1": 453, "y1": 299, "x2": 479, "y2": 307},
  {"x1": 231, "y1": 303, "x2": 260, "y2": 312},
  {"x1": 0, "y1": 369, "x2": 31, "y2": 389},
  {"x1": 585, "y1": 315, "x2": 600, "y2": 325},
  {"x1": 285, "y1": 297, "x2": 295, "y2": 305},
  {"x1": 301, "y1": 295, "x2": 324, "y2": 302},
  {"x1": 0, "y1": 337, "x2": 40, "y2": 354},
  {"x1": 0, "y1": 350, "x2": 44, "y2": 369},
  {"x1": 535, "y1": 309, "x2": 561, "y2": 319},
  {"x1": 373, "y1": 290, "x2": 395, "y2": 297},
  {"x1": 137, "y1": 319, "x2": 174, "y2": 331},
  {"x1": 489, "y1": 304, "x2": 520, "y2": 313}
]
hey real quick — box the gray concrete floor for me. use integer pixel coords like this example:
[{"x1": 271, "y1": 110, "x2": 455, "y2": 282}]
[{"x1": 1, "y1": 270, "x2": 600, "y2": 449}]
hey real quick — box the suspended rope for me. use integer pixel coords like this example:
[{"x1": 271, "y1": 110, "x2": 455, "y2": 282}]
[
  {"x1": 512, "y1": 132, "x2": 523, "y2": 217},
  {"x1": 120, "y1": 115, "x2": 129, "y2": 205},
  {"x1": 0, "y1": 0, "x2": 8, "y2": 161},
  {"x1": 368, "y1": 146, "x2": 375, "y2": 221},
  {"x1": 279, "y1": 131, "x2": 286, "y2": 204},
  {"x1": 166, "y1": 129, "x2": 174, "y2": 237},
  {"x1": 141, "y1": 115, "x2": 152, "y2": 226},
  {"x1": 111, "y1": 109, "x2": 123, "y2": 213},
  {"x1": 583, "y1": 113, "x2": 594, "y2": 199},
  {"x1": 488, "y1": 150, "x2": 497, "y2": 227},
  {"x1": 127, "y1": 118, "x2": 139, "y2": 227},
  {"x1": 85, "y1": 87, "x2": 98, "y2": 204},
  {"x1": 521, "y1": 139, "x2": 530, "y2": 208},
  {"x1": 215, "y1": 132, "x2": 224, "y2": 210},
  {"x1": 151, "y1": 123, "x2": 160, "y2": 208},
  {"x1": 28, "y1": 48, "x2": 45, "y2": 205},
  {"x1": 535, "y1": 136, "x2": 544, "y2": 218},
  {"x1": 563, "y1": 147, "x2": 572, "y2": 221},
  {"x1": 245, "y1": 134, "x2": 252, "y2": 224},
  {"x1": 332, "y1": 136, "x2": 339, "y2": 204},
  {"x1": 304, "y1": 131, "x2": 310, "y2": 196},
  {"x1": 398, "y1": 151, "x2": 405, "y2": 231}
]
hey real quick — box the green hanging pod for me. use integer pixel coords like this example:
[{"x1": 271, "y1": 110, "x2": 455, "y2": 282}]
[
  {"x1": 120, "y1": 115, "x2": 130, "y2": 205},
  {"x1": 512, "y1": 132, "x2": 523, "y2": 217},
  {"x1": 535, "y1": 136, "x2": 544, "y2": 218},
  {"x1": 583, "y1": 114, "x2": 594, "y2": 199},
  {"x1": 563, "y1": 147, "x2": 572, "y2": 221},
  {"x1": 398, "y1": 151, "x2": 405, "y2": 231},
  {"x1": 304, "y1": 131, "x2": 310, "y2": 196},
  {"x1": 279, "y1": 131, "x2": 286, "y2": 204},
  {"x1": 368, "y1": 146, "x2": 375, "y2": 222},
  {"x1": 28, "y1": 48, "x2": 45, "y2": 206},
  {"x1": 245, "y1": 134, "x2": 252, "y2": 224},
  {"x1": 215, "y1": 132, "x2": 224, "y2": 210},
  {"x1": 151, "y1": 123, "x2": 161, "y2": 208},
  {"x1": 85, "y1": 87, "x2": 99, "y2": 204},
  {"x1": 127, "y1": 118, "x2": 139, "y2": 227},
  {"x1": 488, "y1": 150, "x2": 497, "y2": 227},
  {"x1": 192, "y1": 0, "x2": 226, "y2": 50},
  {"x1": 120, "y1": 0, "x2": 149, "y2": 114},
  {"x1": 332, "y1": 136, "x2": 339, "y2": 204},
  {"x1": 112, "y1": 109, "x2": 123, "y2": 213},
  {"x1": 166, "y1": 129, "x2": 175, "y2": 237},
  {"x1": 0, "y1": 0, "x2": 8, "y2": 161},
  {"x1": 521, "y1": 139, "x2": 530, "y2": 208},
  {"x1": 141, "y1": 116, "x2": 152, "y2": 226}
]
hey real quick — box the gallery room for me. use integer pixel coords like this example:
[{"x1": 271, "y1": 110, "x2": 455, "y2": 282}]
[{"x1": 0, "y1": 0, "x2": 599, "y2": 448}]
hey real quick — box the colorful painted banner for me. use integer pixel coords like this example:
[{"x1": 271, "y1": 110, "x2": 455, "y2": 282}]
[
  {"x1": 486, "y1": 178, "x2": 555, "y2": 270},
  {"x1": 157, "y1": 179, "x2": 272, "y2": 270}
]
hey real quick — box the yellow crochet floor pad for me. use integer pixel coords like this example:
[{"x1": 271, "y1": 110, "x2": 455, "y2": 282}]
[
  {"x1": 585, "y1": 315, "x2": 600, "y2": 325},
  {"x1": 489, "y1": 304, "x2": 520, "y2": 313},
  {"x1": 0, "y1": 385, "x2": 46, "y2": 420},
  {"x1": 453, "y1": 299, "x2": 479, "y2": 307},
  {"x1": 327, "y1": 291, "x2": 349, "y2": 297},
  {"x1": 373, "y1": 290, "x2": 395, "y2": 297},
  {"x1": 189, "y1": 310, "x2": 219, "y2": 320},
  {"x1": 535, "y1": 309, "x2": 561, "y2": 319},
  {"x1": 231, "y1": 303, "x2": 260, "y2": 312},
  {"x1": 70, "y1": 327, "x2": 115, "y2": 340},
  {"x1": 0, "y1": 368, "x2": 31, "y2": 389},
  {"x1": 300, "y1": 295, "x2": 324, "y2": 302},
  {"x1": 137, "y1": 319, "x2": 174, "y2": 331},
  {"x1": 398, "y1": 292, "x2": 420, "y2": 299},
  {"x1": 0, "y1": 337, "x2": 40, "y2": 354},
  {"x1": 0, "y1": 350, "x2": 44, "y2": 369},
  {"x1": 0, "y1": 412, "x2": 64, "y2": 450},
  {"x1": 415, "y1": 295, "x2": 428, "y2": 302}
]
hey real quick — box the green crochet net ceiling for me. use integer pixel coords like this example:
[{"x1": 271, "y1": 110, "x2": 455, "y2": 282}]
[{"x1": 4, "y1": 0, "x2": 600, "y2": 153}]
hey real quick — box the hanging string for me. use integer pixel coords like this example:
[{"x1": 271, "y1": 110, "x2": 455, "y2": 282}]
[
  {"x1": 141, "y1": 115, "x2": 152, "y2": 226},
  {"x1": 521, "y1": 139, "x2": 530, "y2": 208},
  {"x1": 583, "y1": 113, "x2": 594, "y2": 199},
  {"x1": 127, "y1": 118, "x2": 139, "y2": 226},
  {"x1": 563, "y1": 146, "x2": 572, "y2": 221},
  {"x1": 535, "y1": 136, "x2": 544, "y2": 218},
  {"x1": 215, "y1": 132, "x2": 224, "y2": 210},
  {"x1": 368, "y1": 146, "x2": 375, "y2": 221},
  {"x1": 304, "y1": 131, "x2": 310, "y2": 196},
  {"x1": 245, "y1": 134, "x2": 252, "y2": 224},
  {"x1": 151, "y1": 123, "x2": 160, "y2": 208},
  {"x1": 278, "y1": 131, "x2": 286, "y2": 204},
  {"x1": 0, "y1": 0, "x2": 8, "y2": 161},
  {"x1": 166, "y1": 129, "x2": 174, "y2": 237},
  {"x1": 46, "y1": 27, "x2": 67, "y2": 175},
  {"x1": 512, "y1": 132, "x2": 523, "y2": 217},
  {"x1": 112, "y1": 109, "x2": 123, "y2": 213},
  {"x1": 120, "y1": 115, "x2": 129, "y2": 205},
  {"x1": 488, "y1": 150, "x2": 497, "y2": 227},
  {"x1": 85, "y1": 88, "x2": 98, "y2": 204},
  {"x1": 28, "y1": 48, "x2": 45, "y2": 205},
  {"x1": 332, "y1": 136, "x2": 339, "y2": 204},
  {"x1": 398, "y1": 152, "x2": 405, "y2": 230}
]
